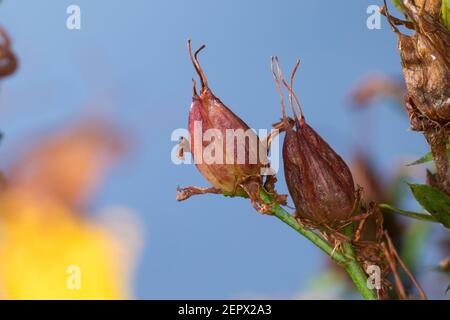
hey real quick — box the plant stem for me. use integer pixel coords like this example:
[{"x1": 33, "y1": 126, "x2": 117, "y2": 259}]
[
  {"x1": 342, "y1": 225, "x2": 378, "y2": 300},
  {"x1": 259, "y1": 189, "x2": 377, "y2": 300},
  {"x1": 343, "y1": 256, "x2": 377, "y2": 300},
  {"x1": 260, "y1": 192, "x2": 347, "y2": 264}
]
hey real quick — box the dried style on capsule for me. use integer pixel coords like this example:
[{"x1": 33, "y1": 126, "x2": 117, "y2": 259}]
[
  {"x1": 383, "y1": 0, "x2": 450, "y2": 194},
  {"x1": 176, "y1": 40, "x2": 281, "y2": 212},
  {"x1": 271, "y1": 57, "x2": 358, "y2": 226}
]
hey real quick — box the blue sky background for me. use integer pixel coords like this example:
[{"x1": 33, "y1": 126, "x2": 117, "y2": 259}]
[{"x1": 0, "y1": 0, "x2": 437, "y2": 299}]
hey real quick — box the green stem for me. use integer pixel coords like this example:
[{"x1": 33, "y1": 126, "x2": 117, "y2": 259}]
[
  {"x1": 342, "y1": 225, "x2": 377, "y2": 300},
  {"x1": 260, "y1": 191, "x2": 347, "y2": 264},
  {"x1": 259, "y1": 189, "x2": 377, "y2": 300},
  {"x1": 344, "y1": 257, "x2": 377, "y2": 300}
]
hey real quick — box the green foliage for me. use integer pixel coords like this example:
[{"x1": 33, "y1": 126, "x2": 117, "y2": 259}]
[
  {"x1": 379, "y1": 203, "x2": 438, "y2": 223},
  {"x1": 409, "y1": 184, "x2": 450, "y2": 228},
  {"x1": 392, "y1": 0, "x2": 405, "y2": 13},
  {"x1": 442, "y1": 0, "x2": 450, "y2": 30},
  {"x1": 407, "y1": 152, "x2": 434, "y2": 166},
  {"x1": 392, "y1": 0, "x2": 450, "y2": 31},
  {"x1": 407, "y1": 142, "x2": 450, "y2": 166}
]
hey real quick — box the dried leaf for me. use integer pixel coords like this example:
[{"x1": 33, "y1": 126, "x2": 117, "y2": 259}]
[{"x1": 384, "y1": 0, "x2": 450, "y2": 193}]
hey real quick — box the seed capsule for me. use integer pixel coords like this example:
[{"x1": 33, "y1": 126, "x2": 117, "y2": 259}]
[
  {"x1": 0, "y1": 27, "x2": 17, "y2": 79},
  {"x1": 383, "y1": 0, "x2": 450, "y2": 194},
  {"x1": 177, "y1": 41, "x2": 272, "y2": 211},
  {"x1": 272, "y1": 57, "x2": 357, "y2": 225}
]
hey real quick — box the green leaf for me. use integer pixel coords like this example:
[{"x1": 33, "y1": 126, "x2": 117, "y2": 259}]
[
  {"x1": 446, "y1": 285, "x2": 450, "y2": 294},
  {"x1": 443, "y1": 0, "x2": 450, "y2": 31},
  {"x1": 392, "y1": 0, "x2": 405, "y2": 13},
  {"x1": 407, "y1": 142, "x2": 450, "y2": 166},
  {"x1": 379, "y1": 203, "x2": 438, "y2": 223},
  {"x1": 409, "y1": 184, "x2": 450, "y2": 228},
  {"x1": 407, "y1": 152, "x2": 434, "y2": 166}
]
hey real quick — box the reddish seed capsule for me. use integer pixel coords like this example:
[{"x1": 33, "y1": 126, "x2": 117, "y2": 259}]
[{"x1": 272, "y1": 57, "x2": 357, "y2": 225}]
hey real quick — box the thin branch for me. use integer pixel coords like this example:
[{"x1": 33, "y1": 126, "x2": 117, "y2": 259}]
[
  {"x1": 260, "y1": 190, "x2": 347, "y2": 264},
  {"x1": 385, "y1": 232, "x2": 427, "y2": 300},
  {"x1": 382, "y1": 242, "x2": 408, "y2": 300},
  {"x1": 259, "y1": 189, "x2": 377, "y2": 300}
]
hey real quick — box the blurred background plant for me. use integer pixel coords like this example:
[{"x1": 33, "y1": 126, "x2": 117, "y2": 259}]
[
  {"x1": 0, "y1": 117, "x2": 142, "y2": 299},
  {"x1": 0, "y1": 0, "x2": 447, "y2": 300}
]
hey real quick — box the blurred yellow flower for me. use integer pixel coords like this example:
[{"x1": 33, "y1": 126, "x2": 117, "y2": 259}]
[
  {"x1": 8, "y1": 119, "x2": 127, "y2": 209},
  {"x1": 0, "y1": 119, "x2": 141, "y2": 299},
  {"x1": 0, "y1": 191, "x2": 135, "y2": 299}
]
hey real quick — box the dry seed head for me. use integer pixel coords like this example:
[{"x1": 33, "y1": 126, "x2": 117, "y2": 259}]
[
  {"x1": 186, "y1": 40, "x2": 266, "y2": 197},
  {"x1": 273, "y1": 57, "x2": 357, "y2": 225}
]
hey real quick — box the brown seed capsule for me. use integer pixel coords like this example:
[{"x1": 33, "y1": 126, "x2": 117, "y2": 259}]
[
  {"x1": 0, "y1": 27, "x2": 18, "y2": 79},
  {"x1": 271, "y1": 57, "x2": 357, "y2": 225},
  {"x1": 383, "y1": 0, "x2": 450, "y2": 194},
  {"x1": 177, "y1": 41, "x2": 272, "y2": 211}
]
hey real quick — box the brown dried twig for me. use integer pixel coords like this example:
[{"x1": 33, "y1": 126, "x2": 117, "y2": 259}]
[{"x1": 384, "y1": 231, "x2": 427, "y2": 300}]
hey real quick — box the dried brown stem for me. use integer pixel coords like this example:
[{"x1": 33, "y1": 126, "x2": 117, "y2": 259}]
[
  {"x1": 271, "y1": 56, "x2": 287, "y2": 121},
  {"x1": 382, "y1": 242, "x2": 408, "y2": 300},
  {"x1": 383, "y1": 0, "x2": 450, "y2": 195},
  {"x1": 176, "y1": 186, "x2": 222, "y2": 201},
  {"x1": 188, "y1": 39, "x2": 208, "y2": 92},
  {"x1": 424, "y1": 129, "x2": 450, "y2": 194},
  {"x1": 288, "y1": 59, "x2": 304, "y2": 122},
  {"x1": 273, "y1": 57, "x2": 305, "y2": 124},
  {"x1": 384, "y1": 232, "x2": 427, "y2": 300}
]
